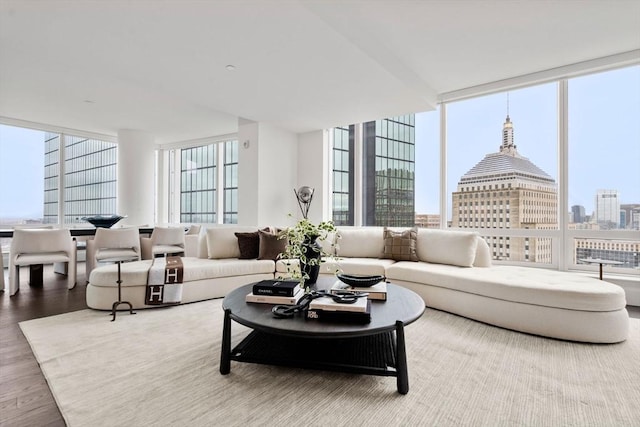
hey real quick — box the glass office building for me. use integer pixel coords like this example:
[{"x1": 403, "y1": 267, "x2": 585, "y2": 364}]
[
  {"x1": 44, "y1": 133, "x2": 117, "y2": 224},
  {"x1": 332, "y1": 115, "x2": 415, "y2": 227}
]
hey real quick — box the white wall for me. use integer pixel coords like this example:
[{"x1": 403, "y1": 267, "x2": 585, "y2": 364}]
[
  {"x1": 238, "y1": 120, "x2": 299, "y2": 226},
  {"x1": 296, "y1": 130, "x2": 329, "y2": 224}
]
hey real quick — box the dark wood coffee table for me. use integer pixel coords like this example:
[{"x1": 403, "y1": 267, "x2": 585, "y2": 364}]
[{"x1": 219, "y1": 277, "x2": 425, "y2": 394}]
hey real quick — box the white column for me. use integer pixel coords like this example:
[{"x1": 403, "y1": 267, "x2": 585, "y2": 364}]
[{"x1": 117, "y1": 130, "x2": 156, "y2": 227}]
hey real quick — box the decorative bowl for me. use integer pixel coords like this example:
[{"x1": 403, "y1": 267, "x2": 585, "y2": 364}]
[
  {"x1": 336, "y1": 273, "x2": 386, "y2": 288},
  {"x1": 81, "y1": 215, "x2": 126, "y2": 228}
]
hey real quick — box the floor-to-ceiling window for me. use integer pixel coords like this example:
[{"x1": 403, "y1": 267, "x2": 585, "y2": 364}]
[
  {"x1": 446, "y1": 83, "x2": 558, "y2": 265},
  {"x1": 1, "y1": 124, "x2": 117, "y2": 227},
  {"x1": 331, "y1": 125, "x2": 353, "y2": 225},
  {"x1": 223, "y1": 140, "x2": 239, "y2": 224},
  {"x1": 180, "y1": 144, "x2": 217, "y2": 224},
  {"x1": 176, "y1": 138, "x2": 238, "y2": 224},
  {"x1": 568, "y1": 65, "x2": 640, "y2": 271},
  {"x1": 330, "y1": 63, "x2": 639, "y2": 276}
]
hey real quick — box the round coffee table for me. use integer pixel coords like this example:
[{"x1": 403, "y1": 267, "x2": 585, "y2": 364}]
[{"x1": 219, "y1": 277, "x2": 425, "y2": 394}]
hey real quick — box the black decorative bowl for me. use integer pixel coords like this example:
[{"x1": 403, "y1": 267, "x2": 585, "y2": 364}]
[
  {"x1": 81, "y1": 215, "x2": 126, "y2": 228},
  {"x1": 336, "y1": 273, "x2": 386, "y2": 288}
]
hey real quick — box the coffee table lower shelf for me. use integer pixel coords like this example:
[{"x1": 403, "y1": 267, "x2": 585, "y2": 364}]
[{"x1": 229, "y1": 329, "x2": 399, "y2": 378}]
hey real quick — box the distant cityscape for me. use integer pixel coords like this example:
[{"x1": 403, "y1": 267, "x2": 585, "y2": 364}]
[{"x1": 415, "y1": 115, "x2": 639, "y2": 270}]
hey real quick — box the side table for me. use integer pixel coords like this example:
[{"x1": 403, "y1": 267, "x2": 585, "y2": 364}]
[
  {"x1": 101, "y1": 255, "x2": 139, "y2": 321},
  {"x1": 579, "y1": 258, "x2": 625, "y2": 280}
]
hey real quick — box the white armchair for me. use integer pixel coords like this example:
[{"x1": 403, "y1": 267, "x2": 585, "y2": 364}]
[
  {"x1": 9, "y1": 229, "x2": 77, "y2": 296},
  {"x1": 141, "y1": 227, "x2": 186, "y2": 259},
  {"x1": 85, "y1": 227, "x2": 141, "y2": 280}
]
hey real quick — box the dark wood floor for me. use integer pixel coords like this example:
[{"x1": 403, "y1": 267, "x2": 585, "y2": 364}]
[
  {"x1": 1, "y1": 265, "x2": 89, "y2": 427},
  {"x1": 1, "y1": 265, "x2": 639, "y2": 427}
]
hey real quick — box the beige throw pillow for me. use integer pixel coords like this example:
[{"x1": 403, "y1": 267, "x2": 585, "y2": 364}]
[{"x1": 383, "y1": 227, "x2": 419, "y2": 261}]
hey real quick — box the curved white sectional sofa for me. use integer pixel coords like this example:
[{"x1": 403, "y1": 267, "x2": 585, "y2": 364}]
[{"x1": 86, "y1": 225, "x2": 629, "y2": 343}]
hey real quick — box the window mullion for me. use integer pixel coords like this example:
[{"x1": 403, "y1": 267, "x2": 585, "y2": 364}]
[{"x1": 558, "y1": 79, "x2": 569, "y2": 271}]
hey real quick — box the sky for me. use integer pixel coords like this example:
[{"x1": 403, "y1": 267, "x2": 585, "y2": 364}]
[
  {"x1": 0, "y1": 125, "x2": 45, "y2": 219},
  {"x1": 1, "y1": 66, "x2": 639, "y2": 221},
  {"x1": 415, "y1": 65, "x2": 640, "y2": 216}
]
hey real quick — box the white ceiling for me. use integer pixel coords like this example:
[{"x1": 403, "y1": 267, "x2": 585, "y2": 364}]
[{"x1": 1, "y1": 0, "x2": 639, "y2": 144}]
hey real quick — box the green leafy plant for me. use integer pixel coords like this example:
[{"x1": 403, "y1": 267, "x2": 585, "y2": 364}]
[{"x1": 278, "y1": 217, "x2": 338, "y2": 287}]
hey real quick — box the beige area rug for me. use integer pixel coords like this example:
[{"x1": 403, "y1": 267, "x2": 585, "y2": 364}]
[{"x1": 20, "y1": 300, "x2": 640, "y2": 427}]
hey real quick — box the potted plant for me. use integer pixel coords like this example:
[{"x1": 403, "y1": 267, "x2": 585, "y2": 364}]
[
  {"x1": 277, "y1": 186, "x2": 340, "y2": 288},
  {"x1": 278, "y1": 217, "x2": 337, "y2": 288}
]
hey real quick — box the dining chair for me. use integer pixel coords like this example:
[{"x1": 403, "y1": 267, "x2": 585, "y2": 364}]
[
  {"x1": 85, "y1": 227, "x2": 141, "y2": 280},
  {"x1": 141, "y1": 227, "x2": 186, "y2": 259},
  {"x1": 9, "y1": 228, "x2": 77, "y2": 296}
]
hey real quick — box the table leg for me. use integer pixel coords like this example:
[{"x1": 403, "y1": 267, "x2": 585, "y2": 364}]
[
  {"x1": 395, "y1": 320, "x2": 409, "y2": 395},
  {"x1": 110, "y1": 261, "x2": 136, "y2": 321},
  {"x1": 599, "y1": 263, "x2": 603, "y2": 280},
  {"x1": 220, "y1": 309, "x2": 232, "y2": 374}
]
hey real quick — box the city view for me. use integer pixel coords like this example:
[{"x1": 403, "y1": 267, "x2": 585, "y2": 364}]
[{"x1": 1, "y1": 65, "x2": 639, "y2": 272}]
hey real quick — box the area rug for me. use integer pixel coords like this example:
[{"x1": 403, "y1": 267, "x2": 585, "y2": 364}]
[{"x1": 20, "y1": 300, "x2": 640, "y2": 427}]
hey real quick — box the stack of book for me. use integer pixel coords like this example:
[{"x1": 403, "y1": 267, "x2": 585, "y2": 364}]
[
  {"x1": 245, "y1": 280, "x2": 303, "y2": 304},
  {"x1": 306, "y1": 295, "x2": 371, "y2": 324},
  {"x1": 330, "y1": 280, "x2": 387, "y2": 301}
]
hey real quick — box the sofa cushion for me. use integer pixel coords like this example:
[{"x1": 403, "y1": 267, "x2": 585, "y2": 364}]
[
  {"x1": 320, "y1": 257, "x2": 395, "y2": 277},
  {"x1": 206, "y1": 226, "x2": 259, "y2": 259},
  {"x1": 473, "y1": 236, "x2": 492, "y2": 267},
  {"x1": 318, "y1": 231, "x2": 338, "y2": 256},
  {"x1": 383, "y1": 227, "x2": 418, "y2": 261},
  {"x1": 416, "y1": 229, "x2": 479, "y2": 267},
  {"x1": 258, "y1": 229, "x2": 287, "y2": 261},
  {"x1": 385, "y1": 262, "x2": 626, "y2": 312},
  {"x1": 336, "y1": 227, "x2": 385, "y2": 258},
  {"x1": 89, "y1": 257, "x2": 276, "y2": 287}
]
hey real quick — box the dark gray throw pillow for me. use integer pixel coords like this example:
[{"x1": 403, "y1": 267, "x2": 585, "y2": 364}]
[
  {"x1": 235, "y1": 231, "x2": 260, "y2": 259},
  {"x1": 258, "y1": 229, "x2": 288, "y2": 261}
]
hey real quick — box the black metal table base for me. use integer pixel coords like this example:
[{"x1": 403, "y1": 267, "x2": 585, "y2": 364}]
[
  {"x1": 220, "y1": 309, "x2": 409, "y2": 394},
  {"x1": 111, "y1": 301, "x2": 135, "y2": 322},
  {"x1": 109, "y1": 259, "x2": 136, "y2": 321}
]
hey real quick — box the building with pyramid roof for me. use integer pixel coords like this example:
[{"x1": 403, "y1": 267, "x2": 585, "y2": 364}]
[{"x1": 452, "y1": 116, "x2": 558, "y2": 263}]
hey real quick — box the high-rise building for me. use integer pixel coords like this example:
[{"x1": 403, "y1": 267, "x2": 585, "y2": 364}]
[
  {"x1": 332, "y1": 115, "x2": 415, "y2": 227},
  {"x1": 415, "y1": 214, "x2": 441, "y2": 229},
  {"x1": 571, "y1": 205, "x2": 586, "y2": 224},
  {"x1": 594, "y1": 189, "x2": 620, "y2": 229},
  {"x1": 620, "y1": 204, "x2": 640, "y2": 230},
  {"x1": 452, "y1": 115, "x2": 557, "y2": 262},
  {"x1": 44, "y1": 133, "x2": 117, "y2": 224}
]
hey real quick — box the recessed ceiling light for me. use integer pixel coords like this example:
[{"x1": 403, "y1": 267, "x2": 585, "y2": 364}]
[{"x1": 225, "y1": 64, "x2": 236, "y2": 71}]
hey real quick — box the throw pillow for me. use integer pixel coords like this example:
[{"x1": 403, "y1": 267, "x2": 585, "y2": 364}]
[
  {"x1": 335, "y1": 227, "x2": 386, "y2": 258},
  {"x1": 235, "y1": 231, "x2": 260, "y2": 259},
  {"x1": 416, "y1": 229, "x2": 479, "y2": 267},
  {"x1": 258, "y1": 229, "x2": 288, "y2": 261},
  {"x1": 383, "y1": 227, "x2": 419, "y2": 261}
]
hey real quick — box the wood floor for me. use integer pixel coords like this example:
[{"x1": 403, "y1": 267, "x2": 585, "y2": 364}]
[
  {"x1": 1, "y1": 265, "x2": 89, "y2": 427},
  {"x1": 1, "y1": 265, "x2": 639, "y2": 427}
]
